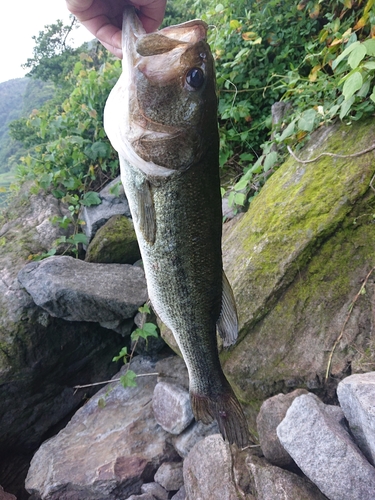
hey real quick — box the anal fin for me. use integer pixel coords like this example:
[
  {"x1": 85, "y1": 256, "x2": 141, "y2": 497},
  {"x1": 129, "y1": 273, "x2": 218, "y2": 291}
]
[{"x1": 217, "y1": 272, "x2": 238, "y2": 347}]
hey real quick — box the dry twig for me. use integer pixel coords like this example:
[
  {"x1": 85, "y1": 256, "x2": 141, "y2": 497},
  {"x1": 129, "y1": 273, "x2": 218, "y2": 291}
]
[{"x1": 325, "y1": 266, "x2": 375, "y2": 381}]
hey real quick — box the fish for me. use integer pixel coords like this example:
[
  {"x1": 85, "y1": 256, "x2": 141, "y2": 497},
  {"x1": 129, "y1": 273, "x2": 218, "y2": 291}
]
[{"x1": 104, "y1": 7, "x2": 249, "y2": 448}]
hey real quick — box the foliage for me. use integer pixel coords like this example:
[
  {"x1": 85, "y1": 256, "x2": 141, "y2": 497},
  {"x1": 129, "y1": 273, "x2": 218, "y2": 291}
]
[
  {"x1": 5, "y1": 0, "x2": 375, "y2": 220},
  {"x1": 22, "y1": 18, "x2": 81, "y2": 84},
  {"x1": 197, "y1": 0, "x2": 375, "y2": 211},
  {"x1": 112, "y1": 304, "x2": 159, "y2": 390},
  {"x1": 12, "y1": 50, "x2": 121, "y2": 249}
]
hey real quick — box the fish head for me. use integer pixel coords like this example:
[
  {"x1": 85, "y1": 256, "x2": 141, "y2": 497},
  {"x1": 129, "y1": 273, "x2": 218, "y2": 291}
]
[{"x1": 104, "y1": 7, "x2": 218, "y2": 176}]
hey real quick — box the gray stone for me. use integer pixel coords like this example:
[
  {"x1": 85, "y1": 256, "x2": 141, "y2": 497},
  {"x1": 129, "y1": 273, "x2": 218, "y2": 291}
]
[
  {"x1": 25, "y1": 356, "x2": 179, "y2": 500},
  {"x1": 183, "y1": 434, "x2": 239, "y2": 500},
  {"x1": 337, "y1": 372, "x2": 375, "y2": 465},
  {"x1": 141, "y1": 482, "x2": 168, "y2": 500},
  {"x1": 18, "y1": 255, "x2": 147, "y2": 322},
  {"x1": 155, "y1": 355, "x2": 189, "y2": 390},
  {"x1": 154, "y1": 462, "x2": 184, "y2": 492},
  {"x1": 172, "y1": 420, "x2": 219, "y2": 458},
  {"x1": 127, "y1": 494, "x2": 156, "y2": 500},
  {"x1": 256, "y1": 389, "x2": 308, "y2": 467},
  {"x1": 247, "y1": 453, "x2": 328, "y2": 500},
  {"x1": 153, "y1": 382, "x2": 194, "y2": 435},
  {"x1": 277, "y1": 393, "x2": 375, "y2": 500},
  {"x1": 170, "y1": 486, "x2": 186, "y2": 500},
  {"x1": 81, "y1": 177, "x2": 131, "y2": 242}
]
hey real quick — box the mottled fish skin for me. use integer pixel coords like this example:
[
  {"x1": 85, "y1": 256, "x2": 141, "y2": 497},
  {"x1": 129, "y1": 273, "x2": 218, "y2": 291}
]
[{"x1": 104, "y1": 7, "x2": 249, "y2": 448}]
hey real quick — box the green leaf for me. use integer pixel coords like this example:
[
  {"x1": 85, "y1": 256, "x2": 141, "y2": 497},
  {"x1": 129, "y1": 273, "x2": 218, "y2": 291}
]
[
  {"x1": 278, "y1": 121, "x2": 296, "y2": 142},
  {"x1": 138, "y1": 303, "x2": 151, "y2": 314},
  {"x1": 363, "y1": 39, "x2": 375, "y2": 56},
  {"x1": 342, "y1": 71, "x2": 363, "y2": 100},
  {"x1": 298, "y1": 109, "x2": 317, "y2": 132},
  {"x1": 120, "y1": 370, "x2": 137, "y2": 388},
  {"x1": 370, "y1": 87, "x2": 375, "y2": 103},
  {"x1": 215, "y1": 3, "x2": 224, "y2": 12},
  {"x1": 112, "y1": 346, "x2": 128, "y2": 362},
  {"x1": 332, "y1": 41, "x2": 360, "y2": 70},
  {"x1": 363, "y1": 61, "x2": 375, "y2": 70},
  {"x1": 263, "y1": 151, "x2": 278, "y2": 172},
  {"x1": 70, "y1": 233, "x2": 88, "y2": 245},
  {"x1": 97, "y1": 397, "x2": 106, "y2": 408},
  {"x1": 347, "y1": 44, "x2": 367, "y2": 69},
  {"x1": 339, "y1": 95, "x2": 355, "y2": 119},
  {"x1": 132, "y1": 323, "x2": 158, "y2": 341},
  {"x1": 234, "y1": 178, "x2": 249, "y2": 191},
  {"x1": 234, "y1": 193, "x2": 246, "y2": 206},
  {"x1": 80, "y1": 191, "x2": 101, "y2": 207},
  {"x1": 39, "y1": 173, "x2": 53, "y2": 190}
]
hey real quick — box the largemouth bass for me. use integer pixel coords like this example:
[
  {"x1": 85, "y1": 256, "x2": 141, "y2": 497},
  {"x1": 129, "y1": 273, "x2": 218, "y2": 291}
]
[{"x1": 104, "y1": 7, "x2": 249, "y2": 448}]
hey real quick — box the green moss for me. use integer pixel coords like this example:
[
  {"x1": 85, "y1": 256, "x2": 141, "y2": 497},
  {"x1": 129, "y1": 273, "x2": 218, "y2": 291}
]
[
  {"x1": 85, "y1": 214, "x2": 141, "y2": 264},
  {"x1": 221, "y1": 119, "x2": 375, "y2": 407},
  {"x1": 223, "y1": 119, "x2": 375, "y2": 331}
]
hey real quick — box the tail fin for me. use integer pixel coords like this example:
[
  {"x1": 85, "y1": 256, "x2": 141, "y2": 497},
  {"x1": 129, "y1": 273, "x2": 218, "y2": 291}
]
[{"x1": 191, "y1": 389, "x2": 249, "y2": 448}]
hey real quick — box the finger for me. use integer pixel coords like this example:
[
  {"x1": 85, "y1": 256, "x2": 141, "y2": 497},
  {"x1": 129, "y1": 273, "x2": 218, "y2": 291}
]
[
  {"x1": 133, "y1": 0, "x2": 167, "y2": 32},
  {"x1": 65, "y1": 0, "x2": 95, "y2": 14}
]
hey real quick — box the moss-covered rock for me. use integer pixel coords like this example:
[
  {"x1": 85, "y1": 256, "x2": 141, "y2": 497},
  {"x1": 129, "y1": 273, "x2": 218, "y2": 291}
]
[
  {"x1": 85, "y1": 214, "x2": 141, "y2": 264},
  {"x1": 222, "y1": 119, "x2": 375, "y2": 431}
]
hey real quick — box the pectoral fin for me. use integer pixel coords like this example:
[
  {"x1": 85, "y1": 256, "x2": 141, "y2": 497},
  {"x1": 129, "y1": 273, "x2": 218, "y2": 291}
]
[
  {"x1": 217, "y1": 272, "x2": 238, "y2": 347},
  {"x1": 138, "y1": 180, "x2": 156, "y2": 244}
]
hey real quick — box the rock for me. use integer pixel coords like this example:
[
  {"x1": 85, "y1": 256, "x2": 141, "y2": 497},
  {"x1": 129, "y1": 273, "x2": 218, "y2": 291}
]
[
  {"x1": 183, "y1": 434, "x2": 240, "y2": 500},
  {"x1": 172, "y1": 420, "x2": 219, "y2": 458},
  {"x1": 127, "y1": 494, "x2": 156, "y2": 500},
  {"x1": 0, "y1": 188, "x2": 125, "y2": 498},
  {"x1": 155, "y1": 355, "x2": 189, "y2": 390},
  {"x1": 221, "y1": 119, "x2": 375, "y2": 431},
  {"x1": 85, "y1": 214, "x2": 141, "y2": 264},
  {"x1": 170, "y1": 486, "x2": 186, "y2": 500},
  {"x1": 81, "y1": 176, "x2": 131, "y2": 242},
  {"x1": 246, "y1": 453, "x2": 328, "y2": 500},
  {"x1": 154, "y1": 462, "x2": 184, "y2": 492},
  {"x1": 276, "y1": 393, "x2": 375, "y2": 500},
  {"x1": 25, "y1": 356, "x2": 179, "y2": 500},
  {"x1": 18, "y1": 255, "x2": 147, "y2": 322},
  {"x1": 337, "y1": 372, "x2": 375, "y2": 465},
  {"x1": 256, "y1": 389, "x2": 308, "y2": 467},
  {"x1": 153, "y1": 382, "x2": 194, "y2": 435},
  {"x1": 0, "y1": 485, "x2": 17, "y2": 500},
  {"x1": 141, "y1": 482, "x2": 168, "y2": 500}
]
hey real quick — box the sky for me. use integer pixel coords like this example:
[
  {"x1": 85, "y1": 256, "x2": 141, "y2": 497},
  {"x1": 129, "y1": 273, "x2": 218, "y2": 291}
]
[{"x1": 0, "y1": 0, "x2": 94, "y2": 84}]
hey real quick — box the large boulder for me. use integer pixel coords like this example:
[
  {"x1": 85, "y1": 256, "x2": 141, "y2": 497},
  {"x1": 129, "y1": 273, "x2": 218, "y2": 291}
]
[
  {"x1": 337, "y1": 372, "x2": 375, "y2": 465},
  {"x1": 17, "y1": 255, "x2": 147, "y2": 323},
  {"x1": 85, "y1": 214, "x2": 141, "y2": 264},
  {"x1": 25, "y1": 356, "x2": 179, "y2": 500},
  {"x1": 276, "y1": 393, "x2": 375, "y2": 500},
  {"x1": 222, "y1": 118, "x2": 375, "y2": 430}
]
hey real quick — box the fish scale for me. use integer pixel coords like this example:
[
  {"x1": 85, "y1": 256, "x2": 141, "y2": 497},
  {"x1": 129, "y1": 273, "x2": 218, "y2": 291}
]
[{"x1": 105, "y1": 7, "x2": 249, "y2": 448}]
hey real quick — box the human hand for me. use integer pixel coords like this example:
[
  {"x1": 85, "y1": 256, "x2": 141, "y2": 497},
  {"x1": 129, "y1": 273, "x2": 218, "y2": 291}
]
[{"x1": 66, "y1": 0, "x2": 167, "y2": 58}]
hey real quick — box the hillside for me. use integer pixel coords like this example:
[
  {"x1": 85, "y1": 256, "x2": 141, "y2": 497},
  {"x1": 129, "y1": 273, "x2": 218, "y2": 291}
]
[{"x1": 0, "y1": 77, "x2": 54, "y2": 174}]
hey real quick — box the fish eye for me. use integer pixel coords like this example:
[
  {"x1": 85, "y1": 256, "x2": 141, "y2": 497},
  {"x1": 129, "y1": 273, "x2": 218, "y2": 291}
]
[{"x1": 186, "y1": 68, "x2": 204, "y2": 89}]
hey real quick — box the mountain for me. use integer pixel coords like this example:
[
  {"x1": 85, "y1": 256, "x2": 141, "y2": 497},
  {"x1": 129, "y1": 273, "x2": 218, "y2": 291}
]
[{"x1": 0, "y1": 77, "x2": 54, "y2": 174}]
